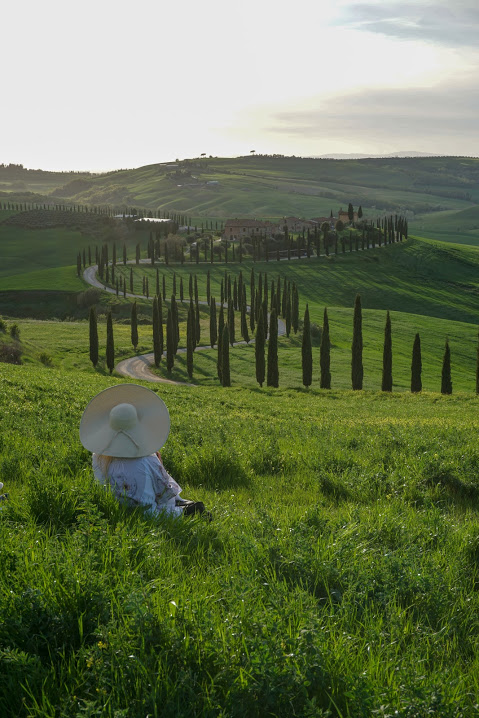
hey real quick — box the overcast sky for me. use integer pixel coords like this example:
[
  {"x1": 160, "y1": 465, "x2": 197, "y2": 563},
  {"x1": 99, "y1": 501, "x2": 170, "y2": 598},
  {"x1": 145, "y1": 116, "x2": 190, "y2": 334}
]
[{"x1": 1, "y1": 0, "x2": 477, "y2": 171}]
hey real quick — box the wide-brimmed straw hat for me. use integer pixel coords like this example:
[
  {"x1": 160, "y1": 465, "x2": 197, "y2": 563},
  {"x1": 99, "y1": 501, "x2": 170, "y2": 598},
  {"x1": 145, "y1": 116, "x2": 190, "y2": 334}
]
[{"x1": 79, "y1": 384, "x2": 170, "y2": 458}]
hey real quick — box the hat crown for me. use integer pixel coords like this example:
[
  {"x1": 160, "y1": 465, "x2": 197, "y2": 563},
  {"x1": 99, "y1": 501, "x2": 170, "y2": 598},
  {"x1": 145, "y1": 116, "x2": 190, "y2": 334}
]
[{"x1": 109, "y1": 403, "x2": 138, "y2": 431}]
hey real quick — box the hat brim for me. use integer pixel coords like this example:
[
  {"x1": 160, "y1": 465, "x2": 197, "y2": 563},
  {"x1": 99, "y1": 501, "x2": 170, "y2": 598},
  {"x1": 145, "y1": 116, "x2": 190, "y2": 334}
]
[{"x1": 80, "y1": 384, "x2": 170, "y2": 458}]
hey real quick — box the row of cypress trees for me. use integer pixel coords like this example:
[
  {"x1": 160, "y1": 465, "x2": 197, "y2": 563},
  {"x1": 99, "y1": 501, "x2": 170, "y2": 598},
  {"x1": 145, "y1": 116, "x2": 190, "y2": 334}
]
[
  {"x1": 350, "y1": 294, "x2": 453, "y2": 394},
  {"x1": 89, "y1": 287, "x2": 457, "y2": 393}
]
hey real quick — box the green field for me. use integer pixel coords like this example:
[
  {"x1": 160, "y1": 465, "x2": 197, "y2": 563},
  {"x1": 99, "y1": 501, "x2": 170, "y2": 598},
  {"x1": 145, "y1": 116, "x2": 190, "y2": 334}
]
[
  {"x1": 2, "y1": 366, "x2": 479, "y2": 716},
  {"x1": 2, "y1": 165, "x2": 479, "y2": 715}
]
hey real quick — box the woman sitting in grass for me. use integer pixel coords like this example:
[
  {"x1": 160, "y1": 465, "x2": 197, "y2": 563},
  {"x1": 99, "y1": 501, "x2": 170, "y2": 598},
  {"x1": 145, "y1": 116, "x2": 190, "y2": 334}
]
[{"x1": 80, "y1": 384, "x2": 208, "y2": 518}]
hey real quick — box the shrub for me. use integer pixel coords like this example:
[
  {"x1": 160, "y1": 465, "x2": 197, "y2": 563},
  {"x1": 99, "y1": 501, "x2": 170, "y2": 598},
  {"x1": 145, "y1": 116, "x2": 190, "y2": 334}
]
[
  {"x1": 0, "y1": 317, "x2": 6, "y2": 333},
  {"x1": 39, "y1": 352, "x2": 53, "y2": 366},
  {"x1": 9, "y1": 324, "x2": 20, "y2": 340},
  {"x1": 0, "y1": 342, "x2": 22, "y2": 364}
]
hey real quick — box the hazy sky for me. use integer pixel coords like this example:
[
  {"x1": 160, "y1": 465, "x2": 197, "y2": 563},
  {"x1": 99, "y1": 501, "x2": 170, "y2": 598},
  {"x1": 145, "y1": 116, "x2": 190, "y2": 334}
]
[{"x1": 2, "y1": 0, "x2": 477, "y2": 171}]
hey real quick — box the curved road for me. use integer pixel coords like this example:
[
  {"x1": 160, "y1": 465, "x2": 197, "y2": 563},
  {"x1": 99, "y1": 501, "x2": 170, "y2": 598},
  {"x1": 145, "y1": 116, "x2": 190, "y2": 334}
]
[{"x1": 83, "y1": 263, "x2": 286, "y2": 385}]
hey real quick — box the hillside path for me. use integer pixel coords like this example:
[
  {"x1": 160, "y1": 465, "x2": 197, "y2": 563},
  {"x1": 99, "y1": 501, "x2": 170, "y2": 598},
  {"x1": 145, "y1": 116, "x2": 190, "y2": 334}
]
[{"x1": 83, "y1": 263, "x2": 286, "y2": 385}]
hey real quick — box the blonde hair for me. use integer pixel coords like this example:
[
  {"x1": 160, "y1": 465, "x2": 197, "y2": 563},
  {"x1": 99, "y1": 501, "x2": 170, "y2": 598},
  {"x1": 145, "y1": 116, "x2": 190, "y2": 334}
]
[{"x1": 97, "y1": 454, "x2": 115, "y2": 479}]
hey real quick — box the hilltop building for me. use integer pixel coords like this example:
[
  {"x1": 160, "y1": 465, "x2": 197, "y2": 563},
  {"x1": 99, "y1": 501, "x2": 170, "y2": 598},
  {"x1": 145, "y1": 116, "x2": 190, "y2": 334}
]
[{"x1": 223, "y1": 219, "x2": 278, "y2": 240}]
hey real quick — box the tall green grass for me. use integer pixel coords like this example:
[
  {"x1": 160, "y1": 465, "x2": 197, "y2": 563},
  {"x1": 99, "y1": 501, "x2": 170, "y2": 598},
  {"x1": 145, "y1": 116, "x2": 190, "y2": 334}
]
[{"x1": 1, "y1": 365, "x2": 479, "y2": 716}]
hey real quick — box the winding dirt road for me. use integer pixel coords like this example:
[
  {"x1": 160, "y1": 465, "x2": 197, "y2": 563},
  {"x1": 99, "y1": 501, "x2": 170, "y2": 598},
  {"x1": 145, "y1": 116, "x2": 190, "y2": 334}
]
[{"x1": 83, "y1": 263, "x2": 286, "y2": 385}]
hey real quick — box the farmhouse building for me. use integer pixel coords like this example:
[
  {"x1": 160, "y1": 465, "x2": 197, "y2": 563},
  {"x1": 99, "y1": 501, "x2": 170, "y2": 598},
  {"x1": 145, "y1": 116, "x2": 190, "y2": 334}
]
[
  {"x1": 223, "y1": 219, "x2": 278, "y2": 240},
  {"x1": 338, "y1": 208, "x2": 358, "y2": 224},
  {"x1": 282, "y1": 216, "x2": 317, "y2": 232}
]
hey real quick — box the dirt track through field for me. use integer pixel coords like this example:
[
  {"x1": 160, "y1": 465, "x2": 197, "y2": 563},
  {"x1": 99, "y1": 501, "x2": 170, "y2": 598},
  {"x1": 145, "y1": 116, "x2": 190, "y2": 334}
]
[{"x1": 83, "y1": 263, "x2": 286, "y2": 385}]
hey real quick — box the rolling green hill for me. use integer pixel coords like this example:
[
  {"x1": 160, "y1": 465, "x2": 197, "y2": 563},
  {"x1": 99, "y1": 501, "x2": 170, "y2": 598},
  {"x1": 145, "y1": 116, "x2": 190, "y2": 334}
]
[{"x1": 2, "y1": 156, "x2": 479, "y2": 244}]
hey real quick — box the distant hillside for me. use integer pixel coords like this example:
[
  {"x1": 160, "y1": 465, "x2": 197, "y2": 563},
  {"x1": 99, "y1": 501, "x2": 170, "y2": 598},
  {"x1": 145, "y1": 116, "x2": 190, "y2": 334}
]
[{"x1": 1, "y1": 156, "x2": 479, "y2": 243}]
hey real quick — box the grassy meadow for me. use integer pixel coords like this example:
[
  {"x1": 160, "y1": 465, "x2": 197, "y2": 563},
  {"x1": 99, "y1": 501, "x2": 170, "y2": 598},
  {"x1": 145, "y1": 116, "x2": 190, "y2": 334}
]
[
  {"x1": 2, "y1": 195, "x2": 479, "y2": 714},
  {"x1": 2, "y1": 365, "x2": 479, "y2": 717}
]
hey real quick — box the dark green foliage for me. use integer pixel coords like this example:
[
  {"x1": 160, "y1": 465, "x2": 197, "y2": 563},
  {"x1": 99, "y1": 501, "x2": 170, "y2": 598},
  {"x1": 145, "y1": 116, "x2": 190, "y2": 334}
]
[
  {"x1": 131, "y1": 301, "x2": 138, "y2": 350},
  {"x1": 152, "y1": 296, "x2": 161, "y2": 367},
  {"x1": 186, "y1": 304, "x2": 194, "y2": 378},
  {"x1": 241, "y1": 290, "x2": 249, "y2": 344},
  {"x1": 320, "y1": 307, "x2": 331, "y2": 389},
  {"x1": 351, "y1": 294, "x2": 363, "y2": 390},
  {"x1": 255, "y1": 309, "x2": 265, "y2": 387},
  {"x1": 129, "y1": 267, "x2": 133, "y2": 293},
  {"x1": 221, "y1": 325, "x2": 231, "y2": 386},
  {"x1": 206, "y1": 270, "x2": 211, "y2": 305},
  {"x1": 228, "y1": 301, "x2": 235, "y2": 345},
  {"x1": 166, "y1": 308, "x2": 174, "y2": 372},
  {"x1": 217, "y1": 303, "x2": 224, "y2": 381},
  {"x1": 411, "y1": 333, "x2": 422, "y2": 393},
  {"x1": 171, "y1": 296, "x2": 179, "y2": 353},
  {"x1": 302, "y1": 304, "x2": 312, "y2": 388},
  {"x1": 88, "y1": 306, "x2": 98, "y2": 367},
  {"x1": 381, "y1": 311, "x2": 393, "y2": 392},
  {"x1": 195, "y1": 300, "x2": 200, "y2": 344},
  {"x1": 441, "y1": 339, "x2": 452, "y2": 395},
  {"x1": 106, "y1": 311, "x2": 114, "y2": 375},
  {"x1": 210, "y1": 297, "x2": 217, "y2": 348},
  {"x1": 267, "y1": 308, "x2": 279, "y2": 387}
]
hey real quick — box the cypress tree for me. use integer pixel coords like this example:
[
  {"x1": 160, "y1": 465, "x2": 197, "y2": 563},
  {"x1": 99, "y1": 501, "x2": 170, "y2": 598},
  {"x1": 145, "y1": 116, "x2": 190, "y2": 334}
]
[
  {"x1": 206, "y1": 270, "x2": 211, "y2": 305},
  {"x1": 210, "y1": 297, "x2": 217, "y2": 348},
  {"x1": 233, "y1": 277, "x2": 238, "y2": 310},
  {"x1": 228, "y1": 301, "x2": 235, "y2": 345},
  {"x1": 173, "y1": 272, "x2": 177, "y2": 296},
  {"x1": 320, "y1": 307, "x2": 331, "y2": 389},
  {"x1": 381, "y1": 311, "x2": 393, "y2": 392},
  {"x1": 189, "y1": 273, "x2": 193, "y2": 300},
  {"x1": 221, "y1": 325, "x2": 231, "y2": 386},
  {"x1": 241, "y1": 288, "x2": 249, "y2": 343},
  {"x1": 194, "y1": 274, "x2": 199, "y2": 303},
  {"x1": 123, "y1": 244, "x2": 127, "y2": 265},
  {"x1": 89, "y1": 306, "x2": 98, "y2": 367},
  {"x1": 131, "y1": 301, "x2": 138, "y2": 350},
  {"x1": 267, "y1": 308, "x2": 279, "y2": 387},
  {"x1": 136, "y1": 243, "x2": 140, "y2": 265},
  {"x1": 351, "y1": 294, "x2": 363, "y2": 390},
  {"x1": 255, "y1": 308, "x2": 265, "y2": 387},
  {"x1": 166, "y1": 308, "x2": 174, "y2": 372},
  {"x1": 411, "y1": 333, "x2": 422, "y2": 393},
  {"x1": 441, "y1": 339, "x2": 452, "y2": 394},
  {"x1": 145, "y1": 276, "x2": 149, "y2": 299},
  {"x1": 152, "y1": 296, "x2": 162, "y2": 366},
  {"x1": 158, "y1": 294, "x2": 164, "y2": 357},
  {"x1": 192, "y1": 298, "x2": 199, "y2": 344},
  {"x1": 217, "y1": 304, "x2": 224, "y2": 381},
  {"x1": 171, "y1": 295, "x2": 179, "y2": 352},
  {"x1": 186, "y1": 304, "x2": 194, "y2": 378},
  {"x1": 156, "y1": 269, "x2": 160, "y2": 297},
  {"x1": 106, "y1": 311, "x2": 115, "y2": 375},
  {"x1": 302, "y1": 304, "x2": 312, "y2": 388}
]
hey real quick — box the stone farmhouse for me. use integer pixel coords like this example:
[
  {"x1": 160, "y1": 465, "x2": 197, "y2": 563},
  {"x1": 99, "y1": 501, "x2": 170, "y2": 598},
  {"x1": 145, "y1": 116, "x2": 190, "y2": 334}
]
[
  {"x1": 282, "y1": 216, "x2": 318, "y2": 232},
  {"x1": 223, "y1": 219, "x2": 278, "y2": 240}
]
